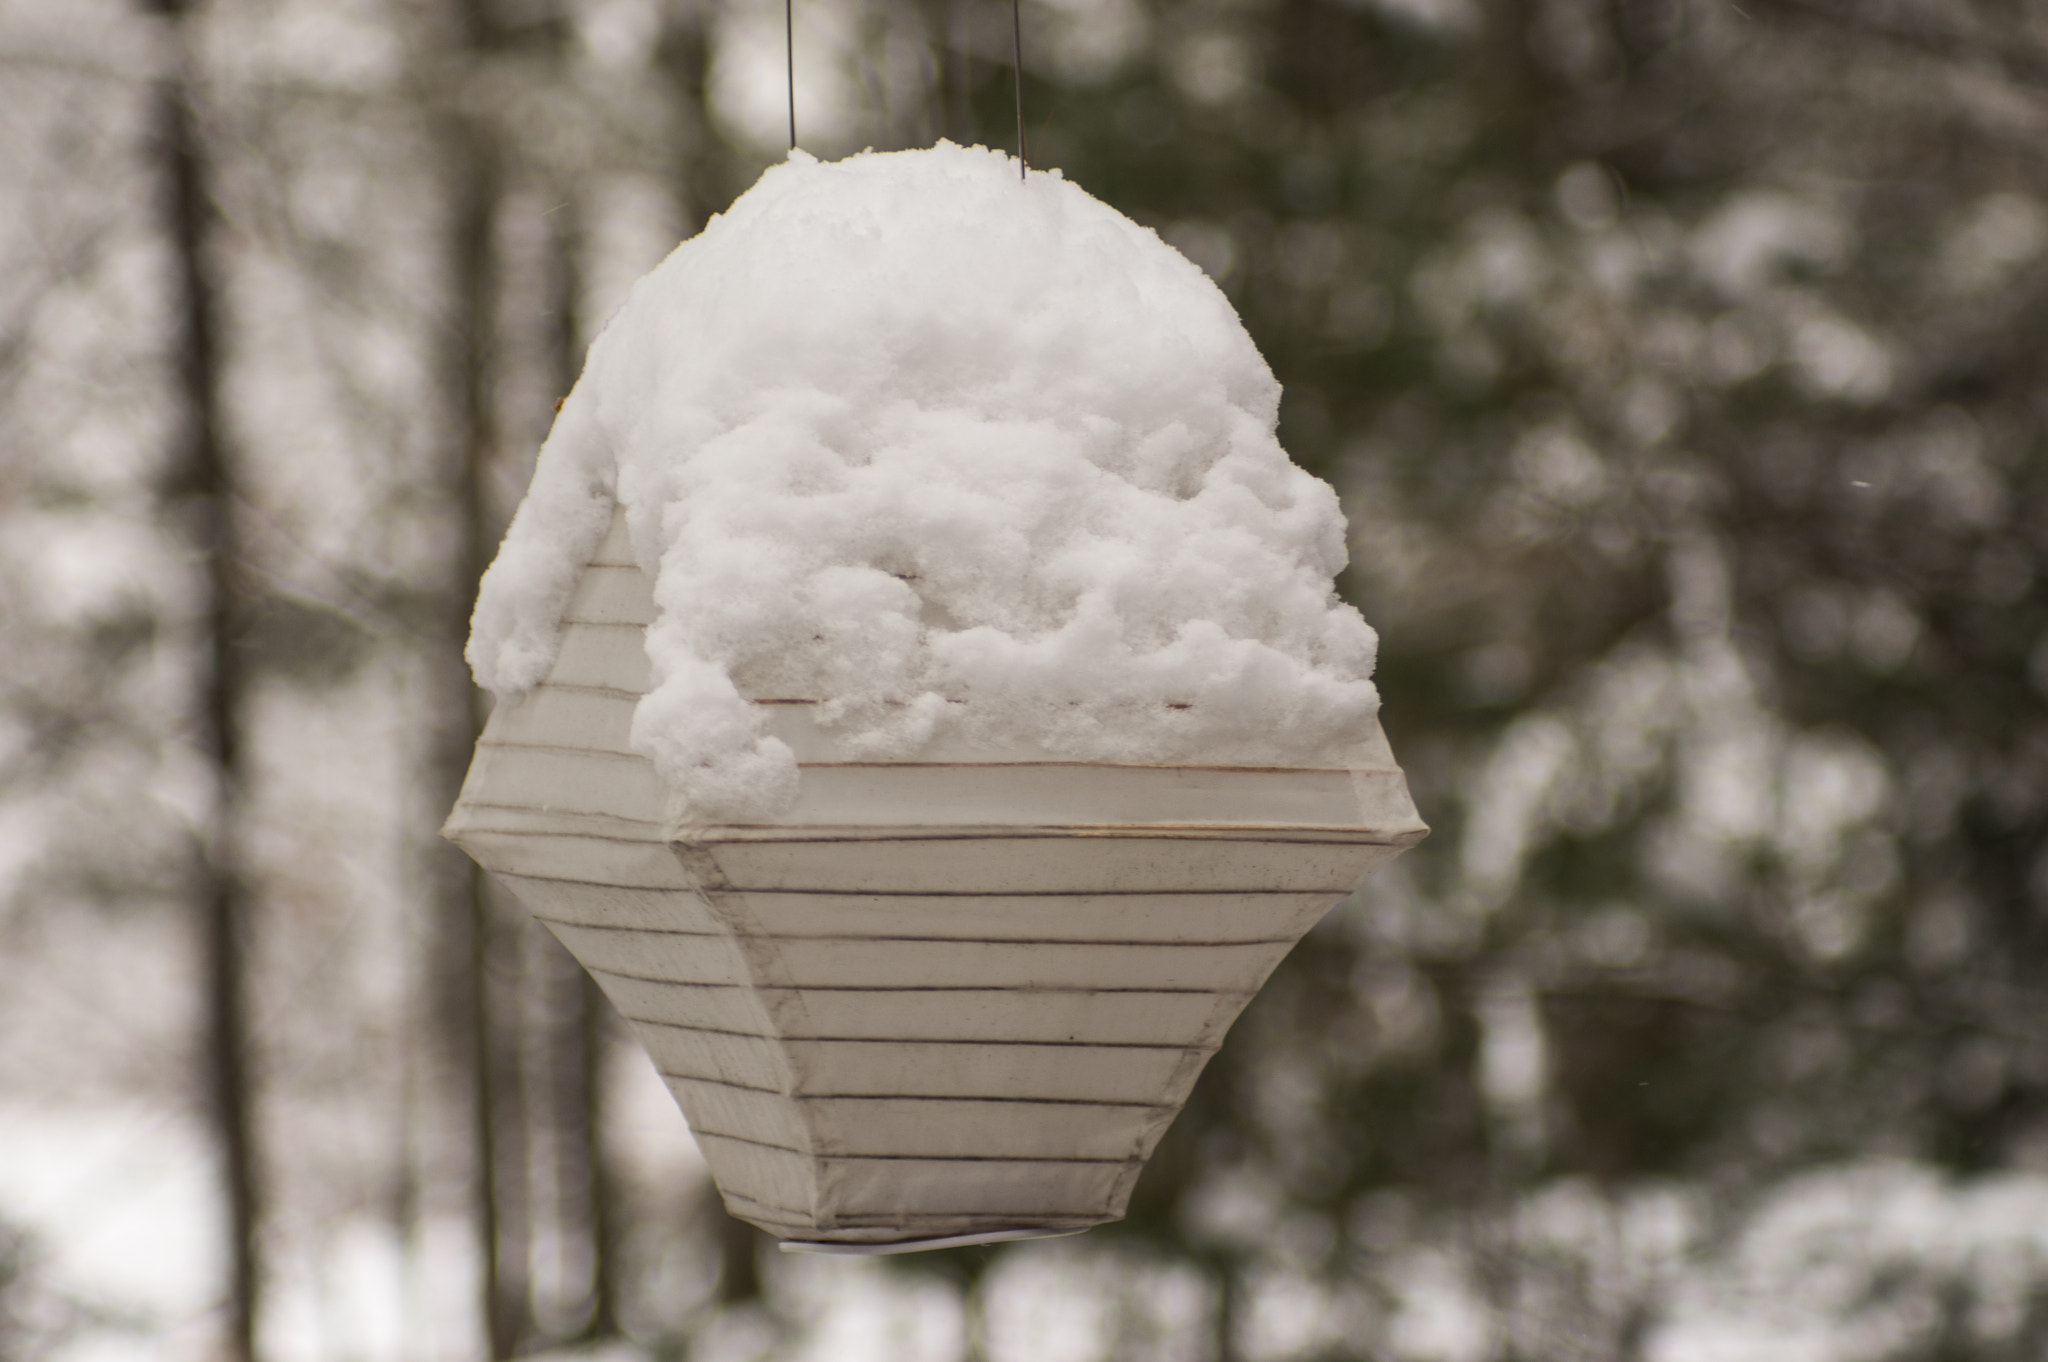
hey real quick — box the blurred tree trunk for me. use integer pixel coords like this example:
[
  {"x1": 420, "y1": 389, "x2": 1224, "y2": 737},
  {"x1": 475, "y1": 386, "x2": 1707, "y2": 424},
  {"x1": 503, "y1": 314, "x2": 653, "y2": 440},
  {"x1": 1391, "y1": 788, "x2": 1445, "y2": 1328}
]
[
  {"x1": 1480, "y1": 0, "x2": 1545, "y2": 158},
  {"x1": 1213, "y1": 1260, "x2": 1242, "y2": 1362},
  {"x1": 146, "y1": 3, "x2": 261, "y2": 1359},
  {"x1": 656, "y1": 2, "x2": 718, "y2": 236},
  {"x1": 715, "y1": 1209, "x2": 762, "y2": 1305},
  {"x1": 433, "y1": 0, "x2": 523, "y2": 1354},
  {"x1": 920, "y1": 0, "x2": 970, "y2": 148},
  {"x1": 576, "y1": 974, "x2": 619, "y2": 1334},
  {"x1": 544, "y1": 197, "x2": 622, "y2": 1338}
]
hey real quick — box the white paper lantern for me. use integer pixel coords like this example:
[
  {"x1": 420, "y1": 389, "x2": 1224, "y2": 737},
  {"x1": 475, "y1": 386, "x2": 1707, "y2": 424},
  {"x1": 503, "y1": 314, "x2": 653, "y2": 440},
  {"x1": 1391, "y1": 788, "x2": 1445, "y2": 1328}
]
[{"x1": 446, "y1": 503, "x2": 1425, "y2": 1253}]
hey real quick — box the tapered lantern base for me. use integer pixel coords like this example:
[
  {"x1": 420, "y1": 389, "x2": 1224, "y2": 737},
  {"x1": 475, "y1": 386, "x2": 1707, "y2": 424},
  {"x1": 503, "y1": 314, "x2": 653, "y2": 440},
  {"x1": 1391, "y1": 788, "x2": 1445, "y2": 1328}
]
[{"x1": 445, "y1": 510, "x2": 1426, "y2": 1250}]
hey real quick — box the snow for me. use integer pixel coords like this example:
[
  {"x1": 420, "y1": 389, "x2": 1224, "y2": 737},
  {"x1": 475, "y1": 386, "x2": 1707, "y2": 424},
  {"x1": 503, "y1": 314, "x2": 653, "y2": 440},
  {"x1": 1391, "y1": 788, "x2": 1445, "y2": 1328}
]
[{"x1": 468, "y1": 142, "x2": 1380, "y2": 822}]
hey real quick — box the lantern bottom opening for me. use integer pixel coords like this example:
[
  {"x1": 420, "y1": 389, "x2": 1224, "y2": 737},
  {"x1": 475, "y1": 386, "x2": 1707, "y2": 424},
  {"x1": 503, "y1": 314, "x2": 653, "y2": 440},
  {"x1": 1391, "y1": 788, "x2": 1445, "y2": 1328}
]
[{"x1": 779, "y1": 1227, "x2": 1090, "y2": 1257}]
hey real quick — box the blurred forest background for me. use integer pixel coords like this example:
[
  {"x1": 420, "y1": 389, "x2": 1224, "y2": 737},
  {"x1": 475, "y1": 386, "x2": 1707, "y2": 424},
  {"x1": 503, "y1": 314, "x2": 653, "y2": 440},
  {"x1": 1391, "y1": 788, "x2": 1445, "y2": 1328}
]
[{"x1": 3, "y1": 0, "x2": 2048, "y2": 1358}]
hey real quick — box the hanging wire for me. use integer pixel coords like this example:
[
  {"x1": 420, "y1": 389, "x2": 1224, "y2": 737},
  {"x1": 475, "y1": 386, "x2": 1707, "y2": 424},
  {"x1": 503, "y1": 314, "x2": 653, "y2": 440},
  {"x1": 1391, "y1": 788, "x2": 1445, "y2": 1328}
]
[
  {"x1": 1011, "y1": 0, "x2": 1026, "y2": 178},
  {"x1": 783, "y1": 0, "x2": 1023, "y2": 170}
]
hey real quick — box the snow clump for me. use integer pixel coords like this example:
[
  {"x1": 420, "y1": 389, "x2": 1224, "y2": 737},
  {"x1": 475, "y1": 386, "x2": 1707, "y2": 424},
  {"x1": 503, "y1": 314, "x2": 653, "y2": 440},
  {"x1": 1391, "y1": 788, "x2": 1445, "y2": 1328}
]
[{"x1": 468, "y1": 143, "x2": 1381, "y2": 822}]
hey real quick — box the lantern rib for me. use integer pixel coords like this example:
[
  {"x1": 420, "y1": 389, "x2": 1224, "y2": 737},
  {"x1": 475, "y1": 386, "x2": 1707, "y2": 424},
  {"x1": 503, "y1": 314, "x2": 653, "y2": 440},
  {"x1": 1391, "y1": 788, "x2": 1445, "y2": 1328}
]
[
  {"x1": 722, "y1": 1195, "x2": 1100, "y2": 1230},
  {"x1": 641, "y1": 1022, "x2": 1222, "y2": 1050},
  {"x1": 543, "y1": 920, "x2": 1303, "y2": 948},
  {"x1": 694, "y1": 1130, "x2": 1133, "y2": 1164},
  {"x1": 779, "y1": 762, "x2": 1377, "y2": 774},
  {"x1": 586, "y1": 966, "x2": 1257, "y2": 995},
  {"x1": 500, "y1": 871, "x2": 1377, "y2": 898},
  {"x1": 512, "y1": 681, "x2": 643, "y2": 700},
  {"x1": 591, "y1": 975, "x2": 1254, "y2": 1000},
  {"x1": 660, "y1": 1079, "x2": 1183, "y2": 1110},
  {"x1": 653, "y1": 1072, "x2": 786, "y2": 1096},
  {"x1": 691, "y1": 829, "x2": 1418, "y2": 841},
  {"x1": 460, "y1": 823, "x2": 1417, "y2": 852}
]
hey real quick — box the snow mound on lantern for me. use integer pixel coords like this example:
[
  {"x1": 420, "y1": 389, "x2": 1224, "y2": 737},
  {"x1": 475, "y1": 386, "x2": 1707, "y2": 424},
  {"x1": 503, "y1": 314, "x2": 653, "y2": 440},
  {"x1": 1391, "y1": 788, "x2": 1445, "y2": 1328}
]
[{"x1": 467, "y1": 142, "x2": 1380, "y2": 823}]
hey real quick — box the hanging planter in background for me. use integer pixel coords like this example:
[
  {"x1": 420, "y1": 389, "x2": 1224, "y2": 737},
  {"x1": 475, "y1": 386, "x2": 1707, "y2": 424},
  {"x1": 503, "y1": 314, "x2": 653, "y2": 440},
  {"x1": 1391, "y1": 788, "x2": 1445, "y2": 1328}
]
[{"x1": 445, "y1": 144, "x2": 1426, "y2": 1253}]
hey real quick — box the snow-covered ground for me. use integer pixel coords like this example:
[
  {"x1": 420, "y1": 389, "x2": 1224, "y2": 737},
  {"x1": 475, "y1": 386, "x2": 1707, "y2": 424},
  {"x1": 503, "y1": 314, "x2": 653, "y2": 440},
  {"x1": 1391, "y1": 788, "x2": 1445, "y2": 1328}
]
[
  {"x1": 0, "y1": 1048, "x2": 709, "y2": 1362},
  {"x1": 10, "y1": 1071, "x2": 2048, "y2": 1362}
]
